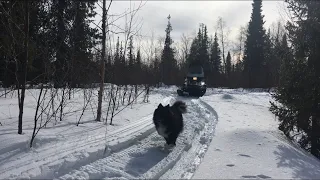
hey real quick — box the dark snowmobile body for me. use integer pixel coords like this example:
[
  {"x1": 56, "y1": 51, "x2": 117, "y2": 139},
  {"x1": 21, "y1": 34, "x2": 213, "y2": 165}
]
[{"x1": 177, "y1": 63, "x2": 206, "y2": 97}]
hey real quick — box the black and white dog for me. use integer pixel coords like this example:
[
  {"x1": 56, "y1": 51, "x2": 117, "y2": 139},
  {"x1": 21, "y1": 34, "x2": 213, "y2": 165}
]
[{"x1": 152, "y1": 100, "x2": 187, "y2": 146}]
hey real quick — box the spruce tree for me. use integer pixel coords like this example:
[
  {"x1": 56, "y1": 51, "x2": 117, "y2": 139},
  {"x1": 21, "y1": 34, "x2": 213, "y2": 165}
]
[
  {"x1": 69, "y1": 1, "x2": 98, "y2": 87},
  {"x1": 135, "y1": 49, "x2": 142, "y2": 84},
  {"x1": 210, "y1": 33, "x2": 222, "y2": 75},
  {"x1": 243, "y1": 0, "x2": 267, "y2": 88},
  {"x1": 209, "y1": 32, "x2": 222, "y2": 86},
  {"x1": 186, "y1": 23, "x2": 210, "y2": 77},
  {"x1": 127, "y1": 35, "x2": 135, "y2": 84},
  {"x1": 187, "y1": 37, "x2": 199, "y2": 65},
  {"x1": 161, "y1": 15, "x2": 176, "y2": 85},
  {"x1": 270, "y1": 0, "x2": 320, "y2": 158},
  {"x1": 226, "y1": 51, "x2": 232, "y2": 79},
  {"x1": 52, "y1": 0, "x2": 70, "y2": 88},
  {"x1": 264, "y1": 29, "x2": 275, "y2": 87},
  {"x1": 112, "y1": 37, "x2": 120, "y2": 84},
  {"x1": 128, "y1": 36, "x2": 135, "y2": 71},
  {"x1": 119, "y1": 42, "x2": 126, "y2": 85},
  {"x1": 200, "y1": 24, "x2": 210, "y2": 76}
]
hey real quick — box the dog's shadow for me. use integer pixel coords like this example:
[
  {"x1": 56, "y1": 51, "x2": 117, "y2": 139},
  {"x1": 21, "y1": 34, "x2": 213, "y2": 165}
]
[{"x1": 124, "y1": 146, "x2": 170, "y2": 177}]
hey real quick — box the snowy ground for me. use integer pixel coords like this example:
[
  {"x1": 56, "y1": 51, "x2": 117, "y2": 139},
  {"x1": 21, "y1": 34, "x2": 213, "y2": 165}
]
[
  {"x1": 1, "y1": 87, "x2": 320, "y2": 179},
  {"x1": 0, "y1": 86, "x2": 217, "y2": 179},
  {"x1": 192, "y1": 89, "x2": 320, "y2": 179}
]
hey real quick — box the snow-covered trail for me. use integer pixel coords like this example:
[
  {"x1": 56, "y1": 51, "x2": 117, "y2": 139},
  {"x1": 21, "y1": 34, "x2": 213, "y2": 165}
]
[
  {"x1": 0, "y1": 95, "x2": 174, "y2": 179},
  {"x1": 0, "y1": 114, "x2": 156, "y2": 179},
  {"x1": 57, "y1": 97, "x2": 217, "y2": 180},
  {"x1": 0, "y1": 92, "x2": 217, "y2": 180},
  {"x1": 192, "y1": 91, "x2": 320, "y2": 179},
  {"x1": 8, "y1": 87, "x2": 319, "y2": 179}
]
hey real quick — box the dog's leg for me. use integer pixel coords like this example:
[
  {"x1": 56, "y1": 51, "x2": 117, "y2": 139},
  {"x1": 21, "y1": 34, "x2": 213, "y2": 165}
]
[
  {"x1": 164, "y1": 137, "x2": 170, "y2": 145},
  {"x1": 167, "y1": 133, "x2": 179, "y2": 146}
]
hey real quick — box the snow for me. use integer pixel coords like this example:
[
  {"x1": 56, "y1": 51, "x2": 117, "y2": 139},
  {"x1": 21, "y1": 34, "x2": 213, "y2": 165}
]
[
  {"x1": 192, "y1": 90, "x2": 320, "y2": 179},
  {"x1": 1, "y1": 87, "x2": 320, "y2": 179},
  {"x1": 57, "y1": 97, "x2": 216, "y2": 179}
]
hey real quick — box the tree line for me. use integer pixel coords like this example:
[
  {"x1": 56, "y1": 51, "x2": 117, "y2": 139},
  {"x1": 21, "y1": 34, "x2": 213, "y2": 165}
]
[
  {"x1": 0, "y1": 0, "x2": 99, "y2": 88},
  {"x1": 1, "y1": 0, "x2": 320, "y2": 158},
  {"x1": 0, "y1": 0, "x2": 289, "y2": 89}
]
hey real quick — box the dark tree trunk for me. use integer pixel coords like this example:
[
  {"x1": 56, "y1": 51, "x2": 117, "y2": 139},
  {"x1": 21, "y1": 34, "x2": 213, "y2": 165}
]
[{"x1": 18, "y1": 1, "x2": 29, "y2": 135}]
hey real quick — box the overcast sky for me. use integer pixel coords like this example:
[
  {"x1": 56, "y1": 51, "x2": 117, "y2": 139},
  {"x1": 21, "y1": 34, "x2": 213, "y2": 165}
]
[{"x1": 94, "y1": 0, "x2": 289, "y2": 59}]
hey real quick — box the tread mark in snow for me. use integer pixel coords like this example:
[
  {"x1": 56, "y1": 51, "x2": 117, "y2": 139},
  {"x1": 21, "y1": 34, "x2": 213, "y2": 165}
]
[
  {"x1": 257, "y1": 174, "x2": 272, "y2": 179},
  {"x1": 57, "y1": 96, "x2": 218, "y2": 180},
  {"x1": 238, "y1": 154, "x2": 252, "y2": 158},
  {"x1": 242, "y1": 175, "x2": 257, "y2": 178}
]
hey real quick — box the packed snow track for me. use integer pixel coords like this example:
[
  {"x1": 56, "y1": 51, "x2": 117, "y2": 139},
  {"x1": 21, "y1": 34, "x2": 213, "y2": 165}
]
[{"x1": 55, "y1": 96, "x2": 217, "y2": 180}]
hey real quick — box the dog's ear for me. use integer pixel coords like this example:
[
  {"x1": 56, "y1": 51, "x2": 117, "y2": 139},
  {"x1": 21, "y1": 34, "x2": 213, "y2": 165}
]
[{"x1": 158, "y1": 103, "x2": 163, "y2": 108}]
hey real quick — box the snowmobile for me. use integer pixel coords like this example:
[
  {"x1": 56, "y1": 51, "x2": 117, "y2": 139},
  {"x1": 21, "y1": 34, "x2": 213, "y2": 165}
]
[{"x1": 177, "y1": 63, "x2": 206, "y2": 97}]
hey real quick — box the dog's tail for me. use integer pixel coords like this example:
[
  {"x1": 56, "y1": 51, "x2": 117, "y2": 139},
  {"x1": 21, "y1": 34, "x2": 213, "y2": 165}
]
[{"x1": 172, "y1": 100, "x2": 187, "y2": 114}]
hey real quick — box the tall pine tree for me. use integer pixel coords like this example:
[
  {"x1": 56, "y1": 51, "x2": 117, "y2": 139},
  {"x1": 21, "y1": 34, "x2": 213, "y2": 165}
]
[
  {"x1": 209, "y1": 32, "x2": 222, "y2": 86},
  {"x1": 135, "y1": 49, "x2": 142, "y2": 84},
  {"x1": 243, "y1": 0, "x2": 267, "y2": 88},
  {"x1": 161, "y1": 15, "x2": 176, "y2": 85},
  {"x1": 127, "y1": 35, "x2": 135, "y2": 84},
  {"x1": 226, "y1": 51, "x2": 232, "y2": 79}
]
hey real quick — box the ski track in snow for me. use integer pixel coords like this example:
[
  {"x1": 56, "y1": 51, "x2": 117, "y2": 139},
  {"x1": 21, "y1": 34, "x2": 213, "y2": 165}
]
[
  {"x1": 56, "y1": 96, "x2": 217, "y2": 180},
  {"x1": 1, "y1": 115, "x2": 156, "y2": 179},
  {"x1": 159, "y1": 98, "x2": 218, "y2": 179},
  {"x1": 0, "y1": 96, "x2": 175, "y2": 179},
  {"x1": 0, "y1": 93, "x2": 217, "y2": 180}
]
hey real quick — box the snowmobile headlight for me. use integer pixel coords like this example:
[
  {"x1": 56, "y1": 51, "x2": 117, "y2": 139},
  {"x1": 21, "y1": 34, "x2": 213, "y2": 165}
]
[
  {"x1": 200, "y1": 81, "x2": 205, "y2": 86},
  {"x1": 193, "y1": 77, "x2": 197, "y2": 81}
]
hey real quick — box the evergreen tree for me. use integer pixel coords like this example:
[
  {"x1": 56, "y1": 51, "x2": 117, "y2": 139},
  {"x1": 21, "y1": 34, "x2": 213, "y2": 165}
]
[
  {"x1": 69, "y1": 1, "x2": 98, "y2": 87},
  {"x1": 127, "y1": 36, "x2": 135, "y2": 69},
  {"x1": 243, "y1": 0, "x2": 267, "y2": 88},
  {"x1": 127, "y1": 35, "x2": 135, "y2": 84},
  {"x1": 209, "y1": 32, "x2": 222, "y2": 86},
  {"x1": 270, "y1": 0, "x2": 320, "y2": 158},
  {"x1": 52, "y1": 0, "x2": 71, "y2": 88},
  {"x1": 25, "y1": 1, "x2": 51, "y2": 85},
  {"x1": 135, "y1": 49, "x2": 142, "y2": 84},
  {"x1": 226, "y1": 51, "x2": 232, "y2": 78},
  {"x1": 119, "y1": 42, "x2": 126, "y2": 85},
  {"x1": 0, "y1": 1, "x2": 43, "y2": 87},
  {"x1": 136, "y1": 49, "x2": 142, "y2": 71},
  {"x1": 210, "y1": 33, "x2": 222, "y2": 74},
  {"x1": 264, "y1": 29, "x2": 275, "y2": 87},
  {"x1": 199, "y1": 24, "x2": 210, "y2": 76},
  {"x1": 161, "y1": 15, "x2": 176, "y2": 85},
  {"x1": 114, "y1": 37, "x2": 120, "y2": 64},
  {"x1": 112, "y1": 37, "x2": 120, "y2": 83},
  {"x1": 185, "y1": 23, "x2": 210, "y2": 82},
  {"x1": 187, "y1": 37, "x2": 199, "y2": 65},
  {"x1": 153, "y1": 53, "x2": 161, "y2": 86}
]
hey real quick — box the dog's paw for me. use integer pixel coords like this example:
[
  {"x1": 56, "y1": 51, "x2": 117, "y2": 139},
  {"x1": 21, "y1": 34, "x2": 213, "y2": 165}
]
[{"x1": 164, "y1": 143, "x2": 175, "y2": 150}]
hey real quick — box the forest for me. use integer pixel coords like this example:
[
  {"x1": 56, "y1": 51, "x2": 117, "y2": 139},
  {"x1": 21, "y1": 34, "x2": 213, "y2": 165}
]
[{"x1": 0, "y1": 0, "x2": 320, "y2": 158}]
